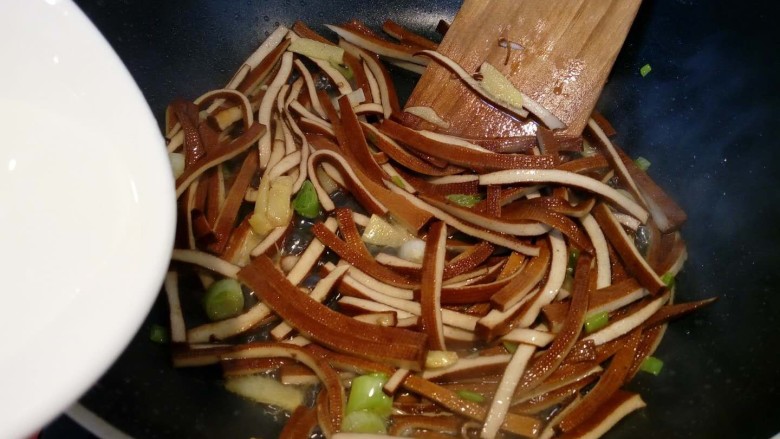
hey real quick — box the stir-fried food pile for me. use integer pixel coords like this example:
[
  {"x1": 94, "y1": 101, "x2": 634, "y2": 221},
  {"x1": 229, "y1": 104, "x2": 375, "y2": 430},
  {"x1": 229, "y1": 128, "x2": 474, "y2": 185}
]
[{"x1": 163, "y1": 19, "x2": 714, "y2": 439}]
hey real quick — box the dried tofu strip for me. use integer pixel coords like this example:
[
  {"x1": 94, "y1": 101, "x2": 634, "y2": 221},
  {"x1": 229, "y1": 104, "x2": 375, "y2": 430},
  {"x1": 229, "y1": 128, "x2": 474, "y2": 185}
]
[
  {"x1": 257, "y1": 52, "x2": 294, "y2": 168},
  {"x1": 479, "y1": 169, "x2": 648, "y2": 223},
  {"x1": 294, "y1": 59, "x2": 326, "y2": 118},
  {"x1": 581, "y1": 213, "x2": 612, "y2": 288},
  {"x1": 270, "y1": 265, "x2": 349, "y2": 340},
  {"x1": 481, "y1": 343, "x2": 536, "y2": 438},
  {"x1": 164, "y1": 272, "x2": 186, "y2": 343},
  {"x1": 327, "y1": 24, "x2": 428, "y2": 66}
]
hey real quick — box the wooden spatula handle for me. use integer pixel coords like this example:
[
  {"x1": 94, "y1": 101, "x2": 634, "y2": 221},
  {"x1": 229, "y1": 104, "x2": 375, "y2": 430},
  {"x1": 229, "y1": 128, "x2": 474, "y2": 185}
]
[{"x1": 403, "y1": 0, "x2": 642, "y2": 138}]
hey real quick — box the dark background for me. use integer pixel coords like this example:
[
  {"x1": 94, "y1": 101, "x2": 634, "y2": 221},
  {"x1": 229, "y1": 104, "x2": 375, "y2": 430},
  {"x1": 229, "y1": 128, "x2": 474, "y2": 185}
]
[{"x1": 46, "y1": 0, "x2": 780, "y2": 437}]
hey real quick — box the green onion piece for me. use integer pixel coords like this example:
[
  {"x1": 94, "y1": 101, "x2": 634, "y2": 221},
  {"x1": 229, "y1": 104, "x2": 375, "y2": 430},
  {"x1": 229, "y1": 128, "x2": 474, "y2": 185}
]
[
  {"x1": 346, "y1": 374, "x2": 393, "y2": 418},
  {"x1": 391, "y1": 175, "x2": 406, "y2": 189},
  {"x1": 292, "y1": 180, "x2": 320, "y2": 219},
  {"x1": 169, "y1": 152, "x2": 185, "y2": 179},
  {"x1": 567, "y1": 247, "x2": 581, "y2": 276},
  {"x1": 457, "y1": 390, "x2": 486, "y2": 404},
  {"x1": 329, "y1": 60, "x2": 354, "y2": 81},
  {"x1": 640, "y1": 63, "x2": 652, "y2": 77},
  {"x1": 203, "y1": 279, "x2": 245, "y2": 321},
  {"x1": 342, "y1": 410, "x2": 387, "y2": 434},
  {"x1": 634, "y1": 156, "x2": 652, "y2": 171},
  {"x1": 561, "y1": 274, "x2": 574, "y2": 293},
  {"x1": 584, "y1": 311, "x2": 609, "y2": 333},
  {"x1": 446, "y1": 194, "x2": 483, "y2": 208},
  {"x1": 502, "y1": 341, "x2": 518, "y2": 354},
  {"x1": 661, "y1": 272, "x2": 676, "y2": 288},
  {"x1": 640, "y1": 356, "x2": 664, "y2": 376},
  {"x1": 568, "y1": 248, "x2": 581, "y2": 265},
  {"x1": 425, "y1": 350, "x2": 458, "y2": 369},
  {"x1": 149, "y1": 324, "x2": 169, "y2": 344}
]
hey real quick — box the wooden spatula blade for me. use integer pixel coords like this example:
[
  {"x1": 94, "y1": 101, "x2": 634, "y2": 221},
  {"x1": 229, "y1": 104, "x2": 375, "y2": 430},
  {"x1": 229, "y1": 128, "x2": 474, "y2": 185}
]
[{"x1": 402, "y1": 0, "x2": 642, "y2": 138}]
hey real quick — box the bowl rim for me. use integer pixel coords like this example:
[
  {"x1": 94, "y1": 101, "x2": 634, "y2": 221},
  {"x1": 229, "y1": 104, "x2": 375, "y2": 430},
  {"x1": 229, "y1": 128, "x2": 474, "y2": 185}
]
[{"x1": 0, "y1": 1, "x2": 175, "y2": 437}]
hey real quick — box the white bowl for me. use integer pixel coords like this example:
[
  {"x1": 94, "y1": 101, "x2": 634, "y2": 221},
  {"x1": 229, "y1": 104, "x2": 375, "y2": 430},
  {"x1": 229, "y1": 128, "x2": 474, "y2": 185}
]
[{"x1": 0, "y1": 1, "x2": 175, "y2": 437}]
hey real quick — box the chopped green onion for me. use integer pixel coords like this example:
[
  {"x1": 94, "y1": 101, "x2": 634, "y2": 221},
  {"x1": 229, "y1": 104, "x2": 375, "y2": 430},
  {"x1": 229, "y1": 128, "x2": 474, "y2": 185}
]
[
  {"x1": 224, "y1": 374, "x2": 304, "y2": 411},
  {"x1": 457, "y1": 390, "x2": 486, "y2": 404},
  {"x1": 478, "y1": 62, "x2": 525, "y2": 111},
  {"x1": 446, "y1": 193, "x2": 483, "y2": 208},
  {"x1": 567, "y1": 247, "x2": 581, "y2": 276},
  {"x1": 329, "y1": 60, "x2": 354, "y2": 81},
  {"x1": 202, "y1": 279, "x2": 245, "y2": 321},
  {"x1": 640, "y1": 63, "x2": 652, "y2": 77},
  {"x1": 168, "y1": 152, "x2": 185, "y2": 179},
  {"x1": 342, "y1": 410, "x2": 387, "y2": 434},
  {"x1": 568, "y1": 248, "x2": 581, "y2": 266},
  {"x1": 149, "y1": 324, "x2": 169, "y2": 344},
  {"x1": 634, "y1": 156, "x2": 651, "y2": 171},
  {"x1": 292, "y1": 180, "x2": 320, "y2": 219},
  {"x1": 346, "y1": 374, "x2": 393, "y2": 418},
  {"x1": 289, "y1": 38, "x2": 344, "y2": 64},
  {"x1": 561, "y1": 274, "x2": 574, "y2": 293},
  {"x1": 502, "y1": 341, "x2": 518, "y2": 354},
  {"x1": 582, "y1": 140, "x2": 598, "y2": 157},
  {"x1": 661, "y1": 272, "x2": 676, "y2": 288},
  {"x1": 563, "y1": 247, "x2": 580, "y2": 290},
  {"x1": 584, "y1": 311, "x2": 609, "y2": 333},
  {"x1": 398, "y1": 239, "x2": 425, "y2": 263},
  {"x1": 640, "y1": 356, "x2": 664, "y2": 376},
  {"x1": 362, "y1": 214, "x2": 415, "y2": 247},
  {"x1": 391, "y1": 175, "x2": 406, "y2": 189},
  {"x1": 425, "y1": 350, "x2": 458, "y2": 369}
]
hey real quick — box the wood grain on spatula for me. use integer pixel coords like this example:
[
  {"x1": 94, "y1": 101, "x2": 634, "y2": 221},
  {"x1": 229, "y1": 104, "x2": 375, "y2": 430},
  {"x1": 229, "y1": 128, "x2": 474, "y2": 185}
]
[{"x1": 402, "y1": 0, "x2": 641, "y2": 138}]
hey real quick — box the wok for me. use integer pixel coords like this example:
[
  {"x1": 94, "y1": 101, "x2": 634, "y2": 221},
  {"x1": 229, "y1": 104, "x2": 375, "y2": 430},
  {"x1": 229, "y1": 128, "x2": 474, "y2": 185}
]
[{"x1": 49, "y1": 0, "x2": 780, "y2": 437}]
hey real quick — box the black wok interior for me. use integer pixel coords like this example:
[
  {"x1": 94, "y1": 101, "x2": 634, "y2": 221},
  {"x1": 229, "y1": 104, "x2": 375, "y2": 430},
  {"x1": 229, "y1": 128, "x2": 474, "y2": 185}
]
[{"x1": 48, "y1": 0, "x2": 780, "y2": 437}]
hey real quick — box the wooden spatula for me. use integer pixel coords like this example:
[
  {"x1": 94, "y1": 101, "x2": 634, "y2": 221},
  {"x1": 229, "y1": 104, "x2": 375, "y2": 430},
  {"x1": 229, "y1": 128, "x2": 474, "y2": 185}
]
[{"x1": 402, "y1": 0, "x2": 642, "y2": 138}]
